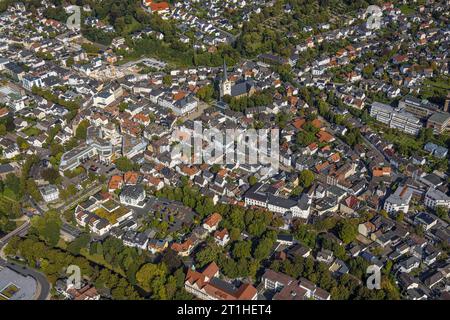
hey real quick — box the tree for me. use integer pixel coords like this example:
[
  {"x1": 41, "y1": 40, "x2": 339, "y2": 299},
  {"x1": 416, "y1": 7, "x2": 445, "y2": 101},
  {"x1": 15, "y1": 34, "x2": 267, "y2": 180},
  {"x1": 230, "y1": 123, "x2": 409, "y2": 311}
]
[
  {"x1": 436, "y1": 206, "x2": 448, "y2": 221},
  {"x1": 26, "y1": 179, "x2": 43, "y2": 202},
  {"x1": 396, "y1": 212, "x2": 404, "y2": 222},
  {"x1": 136, "y1": 263, "x2": 167, "y2": 293},
  {"x1": 4, "y1": 173, "x2": 21, "y2": 196},
  {"x1": 67, "y1": 233, "x2": 91, "y2": 255},
  {"x1": 75, "y1": 120, "x2": 89, "y2": 140},
  {"x1": 163, "y1": 75, "x2": 172, "y2": 86},
  {"x1": 30, "y1": 210, "x2": 62, "y2": 247},
  {"x1": 16, "y1": 136, "x2": 29, "y2": 150},
  {"x1": 161, "y1": 249, "x2": 183, "y2": 272},
  {"x1": 196, "y1": 85, "x2": 214, "y2": 102},
  {"x1": 118, "y1": 102, "x2": 128, "y2": 112},
  {"x1": 232, "y1": 240, "x2": 251, "y2": 259},
  {"x1": 296, "y1": 130, "x2": 315, "y2": 147},
  {"x1": 379, "y1": 209, "x2": 388, "y2": 218},
  {"x1": 66, "y1": 56, "x2": 74, "y2": 67},
  {"x1": 337, "y1": 220, "x2": 357, "y2": 244},
  {"x1": 115, "y1": 157, "x2": 135, "y2": 172},
  {"x1": 253, "y1": 237, "x2": 273, "y2": 260},
  {"x1": 195, "y1": 243, "x2": 221, "y2": 268},
  {"x1": 248, "y1": 176, "x2": 258, "y2": 186},
  {"x1": 0, "y1": 123, "x2": 6, "y2": 135},
  {"x1": 298, "y1": 170, "x2": 315, "y2": 188},
  {"x1": 41, "y1": 168, "x2": 60, "y2": 184}
]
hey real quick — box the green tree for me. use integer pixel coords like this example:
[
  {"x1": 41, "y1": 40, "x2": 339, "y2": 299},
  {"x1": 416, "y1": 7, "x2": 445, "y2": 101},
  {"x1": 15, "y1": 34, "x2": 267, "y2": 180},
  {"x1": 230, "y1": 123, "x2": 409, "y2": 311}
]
[
  {"x1": 67, "y1": 233, "x2": 91, "y2": 255},
  {"x1": 196, "y1": 85, "x2": 214, "y2": 102},
  {"x1": 298, "y1": 170, "x2": 315, "y2": 188},
  {"x1": 0, "y1": 123, "x2": 6, "y2": 136},
  {"x1": 436, "y1": 206, "x2": 448, "y2": 221},
  {"x1": 195, "y1": 243, "x2": 221, "y2": 268},
  {"x1": 16, "y1": 136, "x2": 29, "y2": 150},
  {"x1": 115, "y1": 157, "x2": 135, "y2": 172},
  {"x1": 232, "y1": 240, "x2": 252, "y2": 259},
  {"x1": 163, "y1": 75, "x2": 172, "y2": 86},
  {"x1": 337, "y1": 220, "x2": 357, "y2": 244},
  {"x1": 253, "y1": 237, "x2": 274, "y2": 260},
  {"x1": 41, "y1": 168, "x2": 60, "y2": 184},
  {"x1": 26, "y1": 179, "x2": 43, "y2": 202},
  {"x1": 248, "y1": 176, "x2": 258, "y2": 186},
  {"x1": 136, "y1": 263, "x2": 167, "y2": 293},
  {"x1": 75, "y1": 120, "x2": 90, "y2": 140},
  {"x1": 30, "y1": 210, "x2": 62, "y2": 247}
]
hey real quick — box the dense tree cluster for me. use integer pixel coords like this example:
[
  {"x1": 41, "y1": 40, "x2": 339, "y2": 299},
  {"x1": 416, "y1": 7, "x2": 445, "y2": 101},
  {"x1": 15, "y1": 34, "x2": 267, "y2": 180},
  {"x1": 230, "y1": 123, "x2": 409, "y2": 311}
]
[{"x1": 223, "y1": 91, "x2": 274, "y2": 112}]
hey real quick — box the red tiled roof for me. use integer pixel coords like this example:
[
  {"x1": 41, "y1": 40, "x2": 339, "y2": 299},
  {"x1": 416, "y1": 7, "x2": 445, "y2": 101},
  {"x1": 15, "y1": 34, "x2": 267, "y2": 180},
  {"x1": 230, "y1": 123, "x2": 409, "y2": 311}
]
[
  {"x1": 214, "y1": 229, "x2": 228, "y2": 241},
  {"x1": 108, "y1": 175, "x2": 123, "y2": 190},
  {"x1": 204, "y1": 213, "x2": 222, "y2": 228},
  {"x1": 124, "y1": 171, "x2": 139, "y2": 185},
  {"x1": 185, "y1": 262, "x2": 257, "y2": 300}
]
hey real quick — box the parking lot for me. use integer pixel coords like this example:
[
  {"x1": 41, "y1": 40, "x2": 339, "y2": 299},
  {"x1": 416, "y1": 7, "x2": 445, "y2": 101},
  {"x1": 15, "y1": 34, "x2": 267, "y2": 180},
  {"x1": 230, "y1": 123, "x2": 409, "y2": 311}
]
[
  {"x1": 132, "y1": 196, "x2": 197, "y2": 234},
  {"x1": 80, "y1": 158, "x2": 120, "y2": 177}
]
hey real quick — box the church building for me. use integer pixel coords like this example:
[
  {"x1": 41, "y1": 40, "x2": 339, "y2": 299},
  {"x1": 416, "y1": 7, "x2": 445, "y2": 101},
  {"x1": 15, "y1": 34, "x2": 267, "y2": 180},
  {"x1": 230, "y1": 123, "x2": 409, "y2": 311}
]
[{"x1": 219, "y1": 60, "x2": 256, "y2": 100}]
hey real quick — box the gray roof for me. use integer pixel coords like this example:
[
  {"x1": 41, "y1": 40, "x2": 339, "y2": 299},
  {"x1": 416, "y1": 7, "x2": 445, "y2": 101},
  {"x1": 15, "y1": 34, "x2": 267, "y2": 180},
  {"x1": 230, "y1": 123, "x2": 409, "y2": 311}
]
[
  {"x1": 121, "y1": 185, "x2": 145, "y2": 199},
  {"x1": 230, "y1": 80, "x2": 254, "y2": 97},
  {"x1": 428, "y1": 112, "x2": 450, "y2": 125},
  {"x1": 426, "y1": 187, "x2": 449, "y2": 201},
  {"x1": 0, "y1": 267, "x2": 38, "y2": 300}
]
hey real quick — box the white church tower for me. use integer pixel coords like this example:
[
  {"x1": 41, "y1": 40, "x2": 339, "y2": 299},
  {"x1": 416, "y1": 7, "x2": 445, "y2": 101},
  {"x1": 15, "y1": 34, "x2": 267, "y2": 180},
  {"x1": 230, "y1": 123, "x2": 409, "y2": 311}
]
[{"x1": 220, "y1": 59, "x2": 231, "y2": 98}]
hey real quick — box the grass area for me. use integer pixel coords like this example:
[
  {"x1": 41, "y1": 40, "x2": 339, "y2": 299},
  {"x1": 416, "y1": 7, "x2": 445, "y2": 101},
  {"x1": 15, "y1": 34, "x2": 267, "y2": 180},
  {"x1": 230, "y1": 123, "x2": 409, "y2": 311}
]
[
  {"x1": 22, "y1": 126, "x2": 41, "y2": 137},
  {"x1": 422, "y1": 76, "x2": 450, "y2": 99},
  {"x1": 102, "y1": 199, "x2": 120, "y2": 212},
  {"x1": 56, "y1": 238, "x2": 67, "y2": 249},
  {"x1": 63, "y1": 208, "x2": 76, "y2": 225},
  {"x1": 399, "y1": 5, "x2": 416, "y2": 15},
  {"x1": 423, "y1": 77, "x2": 450, "y2": 90},
  {"x1": 383, "y1": 131, "x2": 423, "y2": 151},
  {"x1": 94, "y1": 205, "x2": 130, "y2": 225},
  {"x1": 15, "y1": 220, "x2": 25, "y2": 228},
  {"x1": 81, "y1": 42, "x2": 102, "y2": 55},
  {"x1": 0, "y1": 284, "x2": 19, "y2": 298},
  {"x1": 63, "y1": 166, "x2": 86, "y2": 178}
]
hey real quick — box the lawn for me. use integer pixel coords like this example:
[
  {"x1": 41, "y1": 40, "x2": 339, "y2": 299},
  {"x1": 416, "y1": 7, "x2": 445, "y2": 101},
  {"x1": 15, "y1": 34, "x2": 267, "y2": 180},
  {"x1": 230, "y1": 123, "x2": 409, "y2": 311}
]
[
  {"x1": 399, "y1": 5, "x2": 416, "y2": 15},
  {"x1": 384, "y1": 131, "x2": 423, "y2": 151},
  {"x1": 421, "y1": 77, "x2": 449, "y2": 100},
  {"x1": 0, "y1": 284, "x2": 19, "y2": 298},
  {"x1": 23, "y1": 126, "x2": 41, "y2": 137},
  {"x1": 102, "y1": 199, "x2": 120, "y2": 212},
  {"x1": 94, "y1": 205, "x2": 130, "y2": 225},
  {"x1": 423, "y1": 77, "x2": 450, "y2": 90}
]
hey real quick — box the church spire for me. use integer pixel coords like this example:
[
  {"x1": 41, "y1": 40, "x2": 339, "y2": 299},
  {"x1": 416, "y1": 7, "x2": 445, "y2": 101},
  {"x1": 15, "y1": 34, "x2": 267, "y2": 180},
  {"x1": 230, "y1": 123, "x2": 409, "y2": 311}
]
[{"x1": 223, "y1": 58, "x2": 227, "y2": 81}]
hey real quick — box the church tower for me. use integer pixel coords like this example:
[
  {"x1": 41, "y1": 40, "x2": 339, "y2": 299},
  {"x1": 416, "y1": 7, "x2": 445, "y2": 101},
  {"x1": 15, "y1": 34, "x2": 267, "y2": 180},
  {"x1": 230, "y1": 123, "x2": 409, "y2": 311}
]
[{"x1": 220, "y1": 59, "x2": 231, "y2": 98}]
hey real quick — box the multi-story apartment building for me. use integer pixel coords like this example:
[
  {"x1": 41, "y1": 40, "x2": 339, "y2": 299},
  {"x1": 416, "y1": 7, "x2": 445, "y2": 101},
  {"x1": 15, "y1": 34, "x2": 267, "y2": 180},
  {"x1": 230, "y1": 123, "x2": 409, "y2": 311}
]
[
  {"x1": 399, "y1": 95, "x2": 439, "y2": 120},
  {"x1": 244, "y1": 183, "x2": 311, "y2": 219},
  {"x1": 370, "y1": 102, "x2": 422, "y2": 135},
  {"x1": 59, "y1": 126, "x2": 113, "y2": 173},
  {"x1": 424, "y1": 187, "x2": 450, "y2": 210},
  {"x1": 426, "y1": 112, "x2": 450, "y2": 134},
  {"x1": 383, "y1": 184, "x2": 413, "y2": 214}
]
